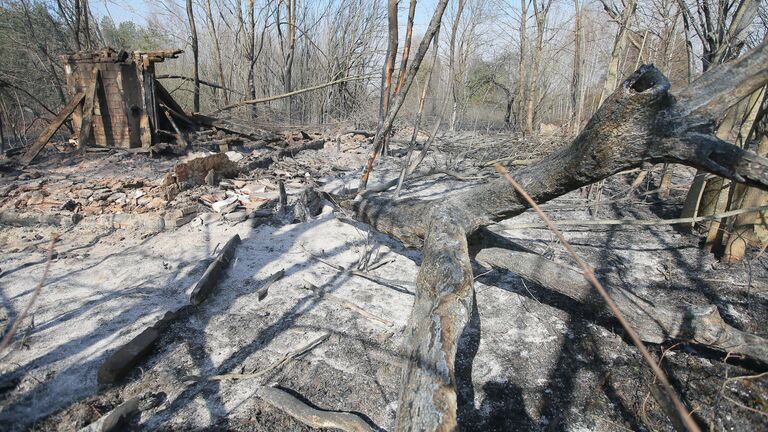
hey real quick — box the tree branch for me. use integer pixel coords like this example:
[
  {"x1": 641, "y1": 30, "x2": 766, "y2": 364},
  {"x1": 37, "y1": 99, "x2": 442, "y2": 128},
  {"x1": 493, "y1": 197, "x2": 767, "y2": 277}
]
[{"x1": 211, "y1": 75, "x2": 375, "y2": 114}]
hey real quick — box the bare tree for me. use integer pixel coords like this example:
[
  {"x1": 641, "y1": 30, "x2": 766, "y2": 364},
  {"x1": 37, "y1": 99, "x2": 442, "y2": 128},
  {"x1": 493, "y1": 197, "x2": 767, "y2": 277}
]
[
  {"x1": 598, "y1": 0, "x2": 638, "y2": 106},
  {"x1": 186, "y1": 0, "x2": 200, "y2": 112},
  {"x1": 359, "y1": 0, "x2": 450, "y2": 191},
  {"x1": 517, "y1": 0, "x2": 529, "y2": 132},
  {"x1": 448, "y1": 0, "x2": 466, "y2": 131},
  {"x1": 570, "y1": 0, "x2": 583, "y2": 133},
  {"x1": 394, "y1": 0, "x2": 417, "y2": 96},
  {"x1": 204, "y1": 0, "x2": 229, "y2": 105},
  {"x1": 380, "y1": 0, "x2": 398, "y2": 119},
  {"x1": 524, "y1": 0, "x2": 553, "y2": 135},
  {"x1": 277, "y1": 0, "x2": 297, "y2": 120}
]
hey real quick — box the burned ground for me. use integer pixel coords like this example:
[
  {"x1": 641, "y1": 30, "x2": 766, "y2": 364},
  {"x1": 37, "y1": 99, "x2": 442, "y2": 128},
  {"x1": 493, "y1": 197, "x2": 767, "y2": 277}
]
[{"x1": 0, "y1": 131, "x2": 766, "y2": 431}]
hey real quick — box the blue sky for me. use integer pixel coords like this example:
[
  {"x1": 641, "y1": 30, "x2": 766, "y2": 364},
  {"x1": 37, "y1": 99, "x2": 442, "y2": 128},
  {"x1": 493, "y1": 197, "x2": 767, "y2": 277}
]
[
  {"x1": 90, "y1": 0, "x2": 445, "y2": 32},
  {"x1": 90, "y1": 0, "x2": 151, "y2": 24}
]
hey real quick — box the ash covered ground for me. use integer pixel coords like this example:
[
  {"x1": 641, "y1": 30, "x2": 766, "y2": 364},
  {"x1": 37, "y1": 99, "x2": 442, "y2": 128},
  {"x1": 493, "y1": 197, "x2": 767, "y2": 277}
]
[{"x1": 0, "y1": 130, "x2": 766, "y2": 431}]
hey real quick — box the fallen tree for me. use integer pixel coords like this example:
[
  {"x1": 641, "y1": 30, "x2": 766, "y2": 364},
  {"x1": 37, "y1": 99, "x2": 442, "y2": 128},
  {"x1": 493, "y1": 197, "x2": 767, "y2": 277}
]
[{"x1": 350, "y1": 41, "x2": 768, "y2": 431}]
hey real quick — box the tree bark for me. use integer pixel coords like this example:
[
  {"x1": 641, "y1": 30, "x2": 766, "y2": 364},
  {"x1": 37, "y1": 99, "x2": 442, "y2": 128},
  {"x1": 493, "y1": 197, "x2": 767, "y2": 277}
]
[
  {"x1": 352, "y1": 41, "x2": 768, "y2": 431},
  {"x1": 570, "y1": 0, "x2": 582, "y2": 134},
  {"x1": 516, "y1": 0, "x2": 528, "y2": 132},
  {"x1": 187, "y1": 0, "x2": 200, "y2": 113}
]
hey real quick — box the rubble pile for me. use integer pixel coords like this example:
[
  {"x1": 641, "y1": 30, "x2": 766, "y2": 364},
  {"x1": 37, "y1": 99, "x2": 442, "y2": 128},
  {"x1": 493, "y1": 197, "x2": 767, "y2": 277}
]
[{"x1": 0, "y1": 128, "x2": 375, "y2": 232}]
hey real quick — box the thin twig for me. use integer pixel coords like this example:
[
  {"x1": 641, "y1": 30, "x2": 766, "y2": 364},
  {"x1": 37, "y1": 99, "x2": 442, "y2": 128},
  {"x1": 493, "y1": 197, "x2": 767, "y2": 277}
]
[
  {"x1": 301, "y1": 244, "x2": 413, "y2": 294},
  {"x1": 185, "y1": 333, "x2": 330, "y2": 382},
  {"x1": 366, "y1": 258, "x2": 395, "y2": 272},
  {"x1": 480, "y1": 156, "x2": 538, "y2": 167},
  {"x1": 325, "y1": 293, "x2": 395, "y2": 327},
  {"x1": 0, "y1": 235, "x2": 58, "y2": 353},
  {"x1": 720, "y1": 371, "x2": 768, "y2": 417},
  {"x1": 641, "y1": 343, "x2": 683, "y2": 428},
  {"x1": 495, "y1": 164, "x2": 701, "y2": 432},
  {"x1": 211, "y1": 75, "x2": 376, "y2": 113},
  {"x1": 303, "y1": 280, "x2": 396, "y2": 327}
]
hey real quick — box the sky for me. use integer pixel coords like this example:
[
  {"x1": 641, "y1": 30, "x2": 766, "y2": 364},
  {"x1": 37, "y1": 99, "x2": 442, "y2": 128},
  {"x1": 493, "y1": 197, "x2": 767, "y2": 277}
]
[
  {"x1": 87, "y1": 0, "x2": 503, "y2": 59},
  {"x1": 90, "y1": 0, "x2": 152, "y2": 24},
  {"x1": 89, "y1": 0, "x2": 444, "y2": 31}
]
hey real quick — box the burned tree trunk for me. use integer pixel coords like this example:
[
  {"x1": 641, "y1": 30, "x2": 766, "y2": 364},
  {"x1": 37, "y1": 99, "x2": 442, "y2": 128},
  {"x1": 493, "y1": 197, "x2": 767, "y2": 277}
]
[
  {"x1": 353, "y1": 42, "x2": 768, "y2": 431},
  {"x1": 359, "y1": 0, "x2": 450, "y2": 191},
  {"x1": 187, "y1": 0, "x2": 200, "y2": 113}
]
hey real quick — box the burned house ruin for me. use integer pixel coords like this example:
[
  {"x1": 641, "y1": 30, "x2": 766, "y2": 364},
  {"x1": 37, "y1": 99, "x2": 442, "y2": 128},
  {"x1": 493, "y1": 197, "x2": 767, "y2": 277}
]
[
  {"x1": 19, "y1": 48, "x2": 187, "y2": 165},
  {"x1": 61, "y1": 48, "x2": 186, "y2": 149},
  {"x1": 18, "y1": 47, "x2": 273, "y2": 167}
]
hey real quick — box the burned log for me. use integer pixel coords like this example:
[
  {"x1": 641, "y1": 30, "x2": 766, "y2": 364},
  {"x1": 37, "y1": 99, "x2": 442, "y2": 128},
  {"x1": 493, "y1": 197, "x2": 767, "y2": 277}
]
[
  {"x1": 352, "y1": 41, "x2": 768, "y2": 431},
  {"x1": 189, "y1": 234, "x2": 241, "y2": 305}
]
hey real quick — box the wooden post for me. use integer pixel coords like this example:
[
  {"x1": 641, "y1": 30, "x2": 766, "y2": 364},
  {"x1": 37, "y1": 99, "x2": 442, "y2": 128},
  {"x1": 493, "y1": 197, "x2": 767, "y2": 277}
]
[{"x1": 139, "y1": 60, "x2": 157, "y2": 148}]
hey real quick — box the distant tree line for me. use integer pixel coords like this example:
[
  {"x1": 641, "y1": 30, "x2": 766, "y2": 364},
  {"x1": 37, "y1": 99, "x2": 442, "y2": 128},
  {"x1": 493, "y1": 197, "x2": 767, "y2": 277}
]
[{"x1": 0, "y1": 1, "x2": 766, "y2": 141}]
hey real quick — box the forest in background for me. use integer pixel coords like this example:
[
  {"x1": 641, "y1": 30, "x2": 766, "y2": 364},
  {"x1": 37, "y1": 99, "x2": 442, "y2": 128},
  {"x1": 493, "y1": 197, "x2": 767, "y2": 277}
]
[{"x1": 2, "y1": 0, "x2": 765, "y2": 135}]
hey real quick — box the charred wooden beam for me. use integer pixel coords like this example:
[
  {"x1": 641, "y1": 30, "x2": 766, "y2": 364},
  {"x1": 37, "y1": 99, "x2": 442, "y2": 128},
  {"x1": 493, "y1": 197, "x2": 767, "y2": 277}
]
[
  {"x1": 76, "y1": 69, "x2": 101, "y2": 150},
  {"x1": 19, "y1": 92, "x2": 85, "y2": 166},
  {"x1": 189, "y1": 234, "x2": 241, "y2": 305},
  {"x1": 98, "y1": 306, "x2": 192, "y2": 384},
  {"x1": 160, "y1": 104, "x2": 189, "y2": 148},
  {"x1": 155, "y1": 80, "x2": 191, "y2": 121},
  {"x1": 190, "y1": 113, "x2": 278, "y2": 141}
]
